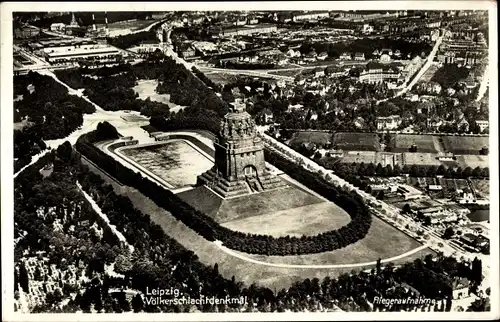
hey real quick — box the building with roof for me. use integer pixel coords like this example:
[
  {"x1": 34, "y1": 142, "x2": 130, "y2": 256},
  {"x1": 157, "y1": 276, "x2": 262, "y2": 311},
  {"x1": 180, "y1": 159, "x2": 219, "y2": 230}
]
[
  {"x1": 339, "y1": 52, "x2": 352, "y2": 60},
  {"x1": 292, "y1": 11, "x2": 330, "y2": 22},
  {"x1": 359, "y1": 61, "x2": 402, "y2": 84},
  {"x1": 221, "y1": 23, "x2": 277, "y2": 37},
  {"x1": 354, "y1": 52, "x2": 365, "y2": 60},
  {"x1": 43, "y1": 43, "x2": 122, "y2": 64},
  {"x1": 452, "y1": 277, "x2": 470, "y2": 299}
]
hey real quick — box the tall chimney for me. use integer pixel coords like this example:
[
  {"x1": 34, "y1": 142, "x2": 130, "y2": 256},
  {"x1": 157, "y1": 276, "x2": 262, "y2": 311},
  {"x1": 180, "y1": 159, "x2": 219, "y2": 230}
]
[
  {"x1": 92, "y1": 13, "x2": 96, "y2": 31},
  {"x1": 104, "y1": 11, "x2": 109, "y2": 36}
]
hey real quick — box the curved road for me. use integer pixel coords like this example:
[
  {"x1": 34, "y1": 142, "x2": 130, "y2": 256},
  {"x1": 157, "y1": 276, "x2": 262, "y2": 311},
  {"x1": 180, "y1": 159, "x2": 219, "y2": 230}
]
[{"x1": 214, "y1": 241, "x2": 429, "y2": 269}]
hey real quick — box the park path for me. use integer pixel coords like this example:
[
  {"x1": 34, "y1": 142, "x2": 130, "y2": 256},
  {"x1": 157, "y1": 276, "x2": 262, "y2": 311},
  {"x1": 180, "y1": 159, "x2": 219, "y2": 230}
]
[
  {"x1": 77, "y1": 182, "x2": 135, "y2": 254},
  {"x1": 213, "y1": 240, "x2": 430, "y2": 269},
  {"x1": 14, "y1": 70, "x2": 147, "y2": 178}
]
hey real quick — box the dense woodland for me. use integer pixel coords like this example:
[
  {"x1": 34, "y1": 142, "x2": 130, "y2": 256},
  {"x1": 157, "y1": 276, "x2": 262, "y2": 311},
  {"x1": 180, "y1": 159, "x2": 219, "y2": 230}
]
[
  {"x1": 13, "y1": 72, "x2": 96, "y2": 172},
  {"x1": 298, "y1": 37, "x2": 433, "y2": 59},
  {"x1": 55, "y1": 55, "x2": 230, "y2": 128},
  {"x1": 15, "y1": 130, "x2": 486, "y2": 312},
  {"x1": 108, "y1": 30, "x2": 158, "y2": 50}
]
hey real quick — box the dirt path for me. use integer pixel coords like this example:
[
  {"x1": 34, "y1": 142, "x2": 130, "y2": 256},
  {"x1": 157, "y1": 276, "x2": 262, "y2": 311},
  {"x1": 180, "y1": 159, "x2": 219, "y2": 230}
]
[{"x1": 214, "y1": 241, "x2": 430, "y2": 269}]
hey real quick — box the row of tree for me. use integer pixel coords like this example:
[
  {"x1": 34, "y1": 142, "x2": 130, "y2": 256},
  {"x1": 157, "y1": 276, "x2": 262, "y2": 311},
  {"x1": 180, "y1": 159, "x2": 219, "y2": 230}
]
[
  {"x1": 317, "y1": 159, "x2": 490, "y2": 180},
  {"x1": 15, "y1": 136, "x2": 487, "y2": 312},
  {"x1": 76, "y1": 122, "x2": 372, "y2": 256}
]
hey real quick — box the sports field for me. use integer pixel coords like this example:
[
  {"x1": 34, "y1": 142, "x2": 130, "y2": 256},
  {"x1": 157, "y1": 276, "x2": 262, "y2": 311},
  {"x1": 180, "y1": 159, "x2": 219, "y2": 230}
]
[
  {"x1": 455, "y1": 155, "x2": 489, "y2": 168},
  {"x1": 332, "y1": 132, "x2": 381, "y2": 151},
  {"x1": 442, "y1": 136, "x2": 489, "y2": 155},
  {"x1": 392, "y1": 134, "x2": 444, "y2": 153},
  {"x1": 402, "y1": 152, "x2": 442, "y2": 166}
]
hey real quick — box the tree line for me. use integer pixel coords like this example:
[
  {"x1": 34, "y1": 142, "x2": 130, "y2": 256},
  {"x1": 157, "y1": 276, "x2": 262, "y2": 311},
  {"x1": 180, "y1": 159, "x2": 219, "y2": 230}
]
[
  {"x1": 317, "y1": 158, "x2": 490, "y2": 180},
  {"x1": 76, "y1": 122, "x2": 372, "y2": 256}
]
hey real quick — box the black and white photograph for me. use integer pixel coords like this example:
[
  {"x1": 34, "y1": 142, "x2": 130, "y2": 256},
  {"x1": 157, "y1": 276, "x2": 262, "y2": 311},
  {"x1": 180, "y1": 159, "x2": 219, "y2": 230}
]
[{"x1": 1, "y1": 1, "x2": 498, "y2": 321}]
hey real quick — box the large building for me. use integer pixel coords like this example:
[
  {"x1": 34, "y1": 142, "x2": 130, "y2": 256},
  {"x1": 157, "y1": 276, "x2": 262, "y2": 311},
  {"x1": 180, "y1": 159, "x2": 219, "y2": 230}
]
[
  {"x1": 376, "y1": 115, "x2": 402, "y2": 130},
  {"x1": 37, "y1": 39, "x2": 123, "y2": 64},
  {"x1": 359, "y1": 61, "x2": 402, "y2": 84},
  {"x1": 197, "y1": 100, "x2": 287, "y2": 198},
  {"x1": 292, "y1": 11, "x2": 330, "y2": 22}
]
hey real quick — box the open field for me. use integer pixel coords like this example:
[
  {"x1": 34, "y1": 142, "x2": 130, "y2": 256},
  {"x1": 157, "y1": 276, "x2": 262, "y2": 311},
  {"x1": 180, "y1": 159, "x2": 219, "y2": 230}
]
[
  {"x1": 392, "y1": 134, "x2": 444, "y2": 153},
  {"x1": 222, "y1": 201, "x2": 351, "y2": 237},
  {"x1": 455, "y1": 154, "x2": 489, "y2": 168},
  {"x1": 84, "y1": 149, "x2": 433, "y2": 290},
  {"x1": 339, "y1": 151, "x2": 402, "y2": 167},
  {"x1": 120, "y1": 140, "x2": 213, "y2": 188},
  {"x1": 235, "y1": 216, "x2": 429, "y2": 266},
  {"x1": 289, "y1": 131, "x2": 333, "y2": 148},
  {"x1": 133, "y1": 79, "x2": 185, "y2": 113},
  {"x1": 332, "y1": 132, "x2": 381, "y2": 151},
  {"x1": 442, "y1": 136, "x2": 489, "y2": 155},
  {"x1": 402, "y1": 152, "x2": 442, "y2": 166},
  {"x1": 96, "y1": 19, "x2": 155, "y2": 31}
]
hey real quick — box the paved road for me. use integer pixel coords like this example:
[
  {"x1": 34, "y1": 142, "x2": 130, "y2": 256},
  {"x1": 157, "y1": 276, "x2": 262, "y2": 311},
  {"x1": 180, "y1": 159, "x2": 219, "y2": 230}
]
[
  {"x1": 258, "y1": 131, "x2": 468, "y2": 260},
  {"x1": 213, "y1": 241, "x2": 430, "y2": 269},
  {"x1": 377, "y1": 32, "x2": 444, "y2": 104}
]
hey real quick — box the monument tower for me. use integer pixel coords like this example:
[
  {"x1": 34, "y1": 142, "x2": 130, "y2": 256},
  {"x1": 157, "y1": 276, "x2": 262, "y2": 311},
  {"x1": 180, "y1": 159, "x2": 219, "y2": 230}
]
[{"x1": 197, "y1": 100, "x2": 287, "y2": 198}]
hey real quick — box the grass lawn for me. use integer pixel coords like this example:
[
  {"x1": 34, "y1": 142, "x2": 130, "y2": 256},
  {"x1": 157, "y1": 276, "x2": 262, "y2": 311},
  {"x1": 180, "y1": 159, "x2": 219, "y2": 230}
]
[
  {"x1": 455, "y1": 155, "x2": 489, "y2": 169},
  {"x1": 402, "y1": 152, "x2": 442, "y2": 166},
  {"x1": 392, "y1": 134, "x2": 443, "y2": 153},
  {"x1": 239, "y1": 216, "x2": 425, "y2": 266},
  {"x1": 442, "y1": 136, "x2": 489, "y2": 155},
  {"x1": 209, "y1": 184, "x2": 322, "y2": 223},
  {"x1": 177, "y1": 186, "x2": 223, "y2": 218},
  {"x1": 222, "y1": 201, "x2": 351, "y2": 237},
  {"x1": 86, "y1": 156, "x2": 433, "y2": 291},
  {"x1": 333, "y1": 132, "x2": 381, "y2": 151}
]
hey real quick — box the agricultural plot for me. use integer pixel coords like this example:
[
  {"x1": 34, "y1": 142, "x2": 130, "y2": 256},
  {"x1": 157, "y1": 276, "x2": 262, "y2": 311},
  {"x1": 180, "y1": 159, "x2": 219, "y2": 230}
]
[
  {"x1": 332, "y1": 132, "x2": 381, "y2": 151},
  {"x1": 120, "y1": 140, "x2": 213, "y2": 188},
  {"x1": 392, "y1": 134, "x2": 444, "y2": 153},
  {"x1": 289, "y1": 131, "x2": 333, "y2": 148},
  {"x1": 442, "y1": 136, "x2": 489, "y2": 155}
]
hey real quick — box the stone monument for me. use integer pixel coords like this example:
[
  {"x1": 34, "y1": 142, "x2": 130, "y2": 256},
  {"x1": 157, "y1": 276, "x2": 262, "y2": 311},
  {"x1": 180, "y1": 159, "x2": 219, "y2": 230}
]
[{"x1": 197, "y1": 100, "x2": 287, "y2": 198}]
